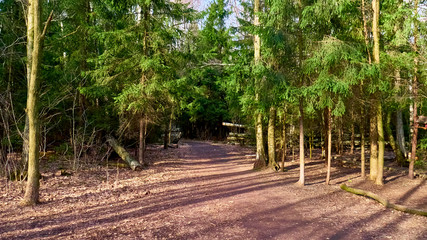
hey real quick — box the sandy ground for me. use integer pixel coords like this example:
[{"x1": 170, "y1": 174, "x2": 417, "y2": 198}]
[{"x1": 0, "y1": 140, "x2": 426, "y2": 239}]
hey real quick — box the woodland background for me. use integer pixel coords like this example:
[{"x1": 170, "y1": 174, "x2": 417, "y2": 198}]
[{"x1": 0, "y1": 0, "x2": 426, "y2": 205}]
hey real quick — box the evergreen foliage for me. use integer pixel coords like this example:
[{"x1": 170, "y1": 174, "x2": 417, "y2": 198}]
[{"x1": 0, "y1": 0, "x2": 426, "y2": 192}]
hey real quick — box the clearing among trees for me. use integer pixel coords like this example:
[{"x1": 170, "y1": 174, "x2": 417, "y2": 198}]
[{"x1": 1, "y1": 141, "x2": 426, "y2": 239}]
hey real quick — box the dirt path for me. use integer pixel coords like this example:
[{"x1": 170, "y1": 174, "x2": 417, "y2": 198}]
[{"x1": 1, "y1": 140, "x2": 426, "y2": 239}]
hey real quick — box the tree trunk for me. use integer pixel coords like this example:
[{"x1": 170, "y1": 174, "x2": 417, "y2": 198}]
[
  {"x1": 298, "y1": 99, "x2": 305, "y2": 185},
  {"x1": 254, "y1": 112, "x2": 267, "y2": 169},
  {"x1": 360, "y1": 107, "x2": 366, "y2": 178},
  {"x1": 268, "y1": 107, "x2": 277, "y2": 168},
  {"x1": 252, "y1": 0, "x2": 266, "y2": 170},
  {"x1": 168, "y1": 108, "x2": 173, "y2": 145},
  {"x1": 369, "y1": 103, "x2": 378, "y2": 181},
  {"x1": 409, "y1": 0, "x2": 419, "y2": 179},
  {"x1": 385, "y1": 112, "x2": 405, "y2": 165},
  {"x1": 394, "y1": 68, "x2": 407, "y2": 159},
  {"x1": 323, "y1": 108, "x2": 328, "y2": 164},
  {"x1": 280, "y1": 111, "x2": 287, "y2": 172},
  {"x1": 360, "y1": 0, "x2": 370, "y2": 179},
  {"x1": 350, "y1": 105, "x2": 355, "y2": 154},
  {"x1": 309, "y1": 132, "x2": 313, "y2": 159},
  {"x1": 138, "y1": 117, "x2": 145, "y2": 164},
  {"x1": 107, "y1": 137, "x2": 142, "y2": 171},
  {"x1": 376, "y1": 102, "x2": 384, "y2": 185},
  {"x1": 372, "y1": 0, "x2": 380, "y2": 63},
  {"x1": 22, "y1": 0, "x2": 48, "y2": 206},
  {"x1": 371, "y1": 0, "x2": 381, "y2": 183},
  {"x1": 338, "y1": 117, "x2": 343, "y2": 155},
  {"x1": 396, "y1": 109, "x2": 407, "y2": 158},
  {"x1": 163, "y1": 123, "x2": 168, "y2": 150},
  {"x1": 21, "y1": 0, "x2": 35, "y2": 171},
  {"x1": 341, "y1": 184, "x2": 427, "y2": 217},
  {"x1": 326, "y1": 108, "x2": 332, "y2": 185}
]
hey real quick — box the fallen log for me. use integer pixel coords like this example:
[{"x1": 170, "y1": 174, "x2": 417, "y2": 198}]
[
  {"x1": 340, "y1": 184, "x2": 427, "y2": 217},
  {"x1": 107, "y1": 136, "x2": 142, "y2": 171}
]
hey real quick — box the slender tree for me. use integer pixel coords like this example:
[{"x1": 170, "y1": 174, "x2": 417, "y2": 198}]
[
  {"x1": 253, "y1": 0, "x2": 267, "y2": 169},
  {"x1": 372, "y1": 0, "x2": 384, "y2": 185},
  {"x1": 22, "y1": 0, "x2": 52, "y2": 205},
  {"x1": 268, "y1": 106, "x2": 277, "y2": 168},
  {"x1": 409, "y1": 0, "x2": 419, "y2": 179}
]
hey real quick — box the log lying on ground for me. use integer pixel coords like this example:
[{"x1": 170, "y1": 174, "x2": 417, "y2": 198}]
[
  {"x1": 340, "y1": 184, "x2": 427, "y2": 217},
  {"x1": 107, "y1": 136, "x2": 142, "y2": 171}
]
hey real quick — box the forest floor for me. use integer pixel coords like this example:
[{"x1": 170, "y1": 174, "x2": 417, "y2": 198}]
[{"x1": 0, "y1": 140, "x2": 426, "y2": 240}]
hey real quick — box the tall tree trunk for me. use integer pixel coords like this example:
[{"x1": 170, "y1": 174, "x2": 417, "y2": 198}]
[
  {"x1": 252, "y1": 0, "x2": 266, "y2": 170},
  {"x1": 280, "y1": 110, "x2": 287, "y2": 172},
  {"x1": 360, "y1": 107, "x2": 366, "y2": 178},
  {"x1": 309, "y1": 132, "x2": 313, "y2": 159},
  {"x1": 376, "y1": 103, "x2": 384, "y2": 185},
  {"x1": 323, "y1": 108, "x2": 329, "y2": 164},
  {"x1": 350, "y1": 104, "x2": 355, "y2": 154},
  {"x1": 297, "y1": 0, "x2": 305, "y2": 185},
  {"x1": 369, "y1": 104, "x2": 378, "y2": 181},
  {"x1": 396, "y1": 109, "x2": 407, "y2": 158},
  {"x1": 22, "y1": 0, "x2": 51, "y2": 206},
  {"x1": 21, "y1": 0, "x2": 35, "y2": 170},
  {"x1": 326, "y1": 108, "x2": 332, "y2": 185},
  {"x1": 372, "y1": 0, "x2": 380, "y2": 63},
  {"x1": 168, "y1": 108, "x2": 173, "y2": 145},
  {"x1": 298, "y1": 99, "x2": 305, "y2": 185},
  {"x1": 268, "y1": 107, "x2": 277, "y2": 168},
  {"x1": 360, "y1": 0, "x2": 369, "y2": 179},
  {"x1": 371, "y1": 0, "x2": 384, "y2": 185},
  {"x1": 385, "y1": 112, "x2": 405, "y2": 165},
  {"x1": 338, "y1": 117, "x2": 343, "y2": 155},
  {"x1": 138, "y1": 118, "x2": 144, "y2": 163},
  {"x1": 138, "y1": 117, "x2": 148, "y2": 165},
  {"x1": 409, "y1": 0, "x2": 419, "y2": 179}
]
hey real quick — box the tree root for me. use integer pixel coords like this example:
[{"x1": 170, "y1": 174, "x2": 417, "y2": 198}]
[{"x1": 340, "y1": 184, "x2": 427, "y2": 217}]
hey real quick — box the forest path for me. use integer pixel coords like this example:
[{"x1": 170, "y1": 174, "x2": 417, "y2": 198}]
[{"x1": 1, "y1": 140, "x2": 426, "y2": 239}]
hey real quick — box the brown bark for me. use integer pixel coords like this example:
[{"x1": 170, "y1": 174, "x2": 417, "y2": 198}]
[
  {"x1": 298, "y1": 100, "x2": 305, "y2": 186},
  {"x1": 350, "y1": 105, "x2": 355, "y2": 154},
  {"x1": 360, "y1": 107, "x2": 366, "y2": 178},
  {"x1": 323, "y1": 108, "x2": 329, "y2": 164},
  {"x1": 280, "y1": 111, "x2": 287, "y2": 172},
  {"x1": 107, "y1": 137, "x2": 142, "y2": 171},
  {"x1": 341, "y1": 184, "x2": 427, "y2": 217},
  {"x1": 338, "y1": 117, "x2": 343, "y2": 155},
  {"x1": 138, "y1": 116, "x2": 148, "y2": 165},
  {"x1": 376, "y1": 103, "x2": 384, "y2": 185},
  {"x1": 309, "y1": 133, "x2": 313, "y2": 159},
  {"x1": 163, "y1": 124, "x2": 168, "y2": 150},
  {"x1": 268, "y1": 107, "x2": 277, "y2": 168},
  {"x1": 326, "y1": 108, "x2": 332, "y2": 185}
]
